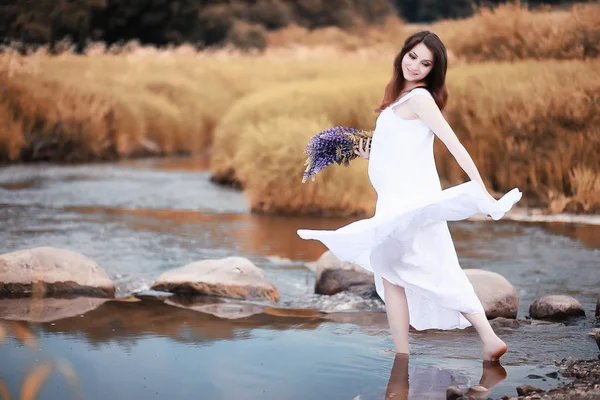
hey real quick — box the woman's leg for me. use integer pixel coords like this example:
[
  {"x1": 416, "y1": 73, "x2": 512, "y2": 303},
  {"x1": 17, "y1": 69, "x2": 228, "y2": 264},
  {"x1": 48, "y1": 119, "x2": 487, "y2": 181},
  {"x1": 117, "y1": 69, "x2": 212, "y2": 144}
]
[
  {"x1": 383, "y1": 278, "x2": 410, "y2": 354},
  {"x1": 461, "y1": 312, "x2": 507, "y2": 361}
]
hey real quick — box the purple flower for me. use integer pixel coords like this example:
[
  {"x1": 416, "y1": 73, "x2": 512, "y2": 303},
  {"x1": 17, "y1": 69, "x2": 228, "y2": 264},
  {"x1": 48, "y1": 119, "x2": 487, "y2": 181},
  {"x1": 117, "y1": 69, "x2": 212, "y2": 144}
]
[{"x1": 302, "y1": 126, "x2": 372, "y2": 183}]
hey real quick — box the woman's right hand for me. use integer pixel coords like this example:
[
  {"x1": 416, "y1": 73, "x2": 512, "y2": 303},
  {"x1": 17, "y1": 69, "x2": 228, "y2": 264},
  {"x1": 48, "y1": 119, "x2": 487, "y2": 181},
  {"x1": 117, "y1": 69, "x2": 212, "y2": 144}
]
[{"x1": 354, "y1": 138, "x2": 371, "y2": 159}]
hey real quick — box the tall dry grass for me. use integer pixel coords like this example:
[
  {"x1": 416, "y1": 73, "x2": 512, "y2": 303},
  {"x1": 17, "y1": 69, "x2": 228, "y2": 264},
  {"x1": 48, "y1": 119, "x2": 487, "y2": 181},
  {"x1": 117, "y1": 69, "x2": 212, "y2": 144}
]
[
  {"x1": 434, "y1": 2, "x2": 600, "y2": 61},
  {"x1": 268, "y1": 2, "x2": 600, "y2": 62},
  {"x1": 210, "y1": 76, "x2": 387, "y2": 214},
  {"x1": 0, "y1": 46, "x2": 382, "y2": 163},
  {"x1": 441, "y1": 60, "x2": 600, "y2": 213},
  {"x1": 212, "y1": 59, "x2": 600, "y2": 215},
  {"x1": 266, "y1": 15, "x2": 407, "y2": 52},
  {"x1": 1, "y1": 3, "x2": 599, "y2": 215}
]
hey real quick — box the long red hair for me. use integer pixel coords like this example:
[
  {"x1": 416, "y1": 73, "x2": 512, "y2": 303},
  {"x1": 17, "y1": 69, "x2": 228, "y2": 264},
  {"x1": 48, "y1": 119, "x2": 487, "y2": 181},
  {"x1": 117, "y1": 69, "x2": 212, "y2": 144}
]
[{"x1": 375, "y1": 31, "x2": 448, "y2": 113}]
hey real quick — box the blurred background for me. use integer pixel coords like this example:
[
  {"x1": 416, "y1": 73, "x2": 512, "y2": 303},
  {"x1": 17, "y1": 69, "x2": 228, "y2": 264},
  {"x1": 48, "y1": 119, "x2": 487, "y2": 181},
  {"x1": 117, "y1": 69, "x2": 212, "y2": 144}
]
[
  {"x1": 0, "y1": 1, "x2": 599, "y2": 399},
  {"x1": 1, "y1": 0, "x2": 599, "y2": 216}
]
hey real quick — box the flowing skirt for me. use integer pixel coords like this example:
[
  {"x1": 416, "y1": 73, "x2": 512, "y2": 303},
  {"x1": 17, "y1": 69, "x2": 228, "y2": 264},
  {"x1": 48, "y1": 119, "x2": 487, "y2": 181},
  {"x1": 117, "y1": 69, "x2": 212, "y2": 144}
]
[{"x1": 298, "y1": 181, "x2": 522, "y2": 330}]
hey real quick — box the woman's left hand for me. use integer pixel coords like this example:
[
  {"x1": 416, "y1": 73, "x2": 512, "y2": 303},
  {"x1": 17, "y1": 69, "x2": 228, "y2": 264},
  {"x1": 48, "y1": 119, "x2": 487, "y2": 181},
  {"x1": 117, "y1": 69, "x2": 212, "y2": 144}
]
[{"x1": 354, "y1": 138, "x2": 371, "y2": 159}]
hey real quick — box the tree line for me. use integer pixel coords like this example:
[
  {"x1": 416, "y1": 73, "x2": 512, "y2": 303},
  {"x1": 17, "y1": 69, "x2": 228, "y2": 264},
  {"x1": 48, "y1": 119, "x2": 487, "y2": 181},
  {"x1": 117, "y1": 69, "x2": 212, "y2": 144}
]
[
  {"x1": 393, "y1": 0, "x2": 593, "y2": 22},
  {"x1": 0, "y1": 0, "x2": 591, "y2": 52},
  {"x1": 0, "y1": 0, "x2": 392, "y2": 52}
]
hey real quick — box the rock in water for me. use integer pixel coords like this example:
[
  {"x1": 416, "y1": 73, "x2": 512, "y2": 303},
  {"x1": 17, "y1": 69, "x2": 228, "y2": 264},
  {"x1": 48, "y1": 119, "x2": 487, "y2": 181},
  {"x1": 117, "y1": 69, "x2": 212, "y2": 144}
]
[
  {"x1": 446, "y1": 386, "x2": 464, "y2": 400},
  {"x1": 516, "y1": 384, "x2": 544, "y2": 396},
  {"x1": 592, "y1": 329, "x2": 600, "y2": 351},
  {"x1": 0, "y1": 247, "x2": 115, "y2": 298},
  {"x1": 464, "y1": 269, "x2": 519, "y2": 319},
  {"x1": 595, "y1": 294, "x2": 599, "y2": 319},
  {"x1": 151, "y1": 257, "x2": 279, "y2": 302},
  {"x1": 314, "y1": 251, "x2": 377, "y2": 298},
  {"x1": 529, "y1": 295, "x2": 585, "y2": 321}
]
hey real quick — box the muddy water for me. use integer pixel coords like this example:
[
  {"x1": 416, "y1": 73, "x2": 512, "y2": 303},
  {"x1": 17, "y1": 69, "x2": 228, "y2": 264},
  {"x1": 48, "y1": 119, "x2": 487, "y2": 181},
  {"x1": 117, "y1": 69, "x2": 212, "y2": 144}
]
[{"x1": 0, "y1": 157, "x2": 599, "y2": 400}]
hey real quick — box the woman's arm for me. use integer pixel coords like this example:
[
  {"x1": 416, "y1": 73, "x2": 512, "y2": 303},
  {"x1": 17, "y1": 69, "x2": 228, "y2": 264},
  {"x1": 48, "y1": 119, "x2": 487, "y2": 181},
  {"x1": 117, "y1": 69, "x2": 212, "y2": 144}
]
[{"x1": 408, "y1": 95, "x2": 497, "y2": 202}]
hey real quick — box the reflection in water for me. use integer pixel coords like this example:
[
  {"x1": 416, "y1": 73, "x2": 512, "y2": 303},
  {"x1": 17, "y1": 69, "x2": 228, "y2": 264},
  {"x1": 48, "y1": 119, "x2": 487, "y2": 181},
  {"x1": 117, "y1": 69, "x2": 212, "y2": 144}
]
[
  {"x1": 538, "y1": 221, "x2": 600, "y2": 250},
  {"x1": 0, "y1": 320, "x2": 84, "y2": 400},
  {"x1": 15, "y1": 296, "x2": 325, "y2": 345},
  {"x1": 67, "y1": 205, "x2": 354, "y2": 262},
  {"x1": 0, "y1": 297, "x2": 108, "y2": 323},
  {"x1": 384, "y1": 354, "x2": 507, "y2": 400},
  {"x1": 0, "y1": 297, "x2": 567, "y2": 400},
  {"x1": 118, "y1": 155, "x2": 211, "y2": 172}
]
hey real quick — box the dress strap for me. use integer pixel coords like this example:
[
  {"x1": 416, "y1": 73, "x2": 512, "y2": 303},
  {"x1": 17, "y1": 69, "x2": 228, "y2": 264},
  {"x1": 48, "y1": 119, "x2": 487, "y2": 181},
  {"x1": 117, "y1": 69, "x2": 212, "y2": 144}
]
[{"x1": 389, "y1": 87, "x2": 432, "y2": 109}]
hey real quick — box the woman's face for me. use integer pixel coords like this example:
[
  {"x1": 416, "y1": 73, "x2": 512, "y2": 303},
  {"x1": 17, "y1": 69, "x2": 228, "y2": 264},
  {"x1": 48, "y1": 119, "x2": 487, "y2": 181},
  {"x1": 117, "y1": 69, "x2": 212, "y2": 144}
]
[{"x1": 401, "y1": 42, "x2": 434, "y2": 82}]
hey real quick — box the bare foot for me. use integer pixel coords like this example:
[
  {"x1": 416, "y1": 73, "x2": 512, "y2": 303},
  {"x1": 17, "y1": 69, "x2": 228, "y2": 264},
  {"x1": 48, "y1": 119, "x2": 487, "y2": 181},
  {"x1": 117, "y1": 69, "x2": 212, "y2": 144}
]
[{"x1": 483, "y1": 338, "x2": 507, "y2": 361}]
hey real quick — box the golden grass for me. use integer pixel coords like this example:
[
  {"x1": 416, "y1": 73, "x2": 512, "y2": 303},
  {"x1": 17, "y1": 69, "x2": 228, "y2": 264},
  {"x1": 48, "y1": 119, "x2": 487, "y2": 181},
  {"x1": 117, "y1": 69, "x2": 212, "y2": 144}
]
[
  {"x1": 1, "y1": 3, "x2": 599, "y2": 215},
  {"x1": 267, "y1": 3, "x2": 600, "y2": 62},
  {"x1": 234, "y1": 113, "x2": 376, "y2": 216},
  {"x1": 209, "y1": 72, "x2": 387, "y2": 186},
  {"x1": 266, "y1": 15, "x2": 407, "y2": 52},
  {"x1": 441, "y1": 59, "x2": 600, "y2": 213},
  {"x1": 0, "y1": 45, "x2": 395, "y2": 163},
  {"x1": 434, "y1": 2, "x2": 600, "y2": 61},
  {"x1": 212, "y1": 59, "x2": 600, "y2": 215}
]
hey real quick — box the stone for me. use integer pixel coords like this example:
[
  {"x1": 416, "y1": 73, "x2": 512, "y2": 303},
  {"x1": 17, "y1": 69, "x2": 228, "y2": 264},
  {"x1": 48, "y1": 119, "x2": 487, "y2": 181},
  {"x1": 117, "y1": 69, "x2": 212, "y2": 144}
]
[
  {"x1": 446, "y1": 386, "x2": 464, "y2": 400},
  {"x1": 314, "y1": 251, "x2": 376, "y2": 298},
  {"x1": 516, "y1": 384, "x2": 544, "y2": 396},
  {"x1": 588, "y1": 328, "x2": 600, "y2": 337},
  {"x1": 151, "y1": 256, "x2": 279, "y2": 302},
  {"x1": 595, "y1": 294, "x2": 599, "y2": 319},
  {"x1": 490, "y1": 317, "x2": 523, "y2": 328},
  {"x1": 464, "y1": 269, "x2": 519, "y2": 319},
  {"x1": 529, "y1": 295, "x2": 586, "y2": 321},
  {"x1": 0, "y1": 247, "x2": 115, "y2": 298}
]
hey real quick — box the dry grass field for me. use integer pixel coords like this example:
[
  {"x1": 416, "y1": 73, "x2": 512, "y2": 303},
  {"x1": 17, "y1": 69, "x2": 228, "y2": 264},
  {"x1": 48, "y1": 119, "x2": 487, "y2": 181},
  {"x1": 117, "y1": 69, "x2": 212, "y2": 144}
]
[{"x1": 1, "y1": 2, "x2": 598, "y2": 214}]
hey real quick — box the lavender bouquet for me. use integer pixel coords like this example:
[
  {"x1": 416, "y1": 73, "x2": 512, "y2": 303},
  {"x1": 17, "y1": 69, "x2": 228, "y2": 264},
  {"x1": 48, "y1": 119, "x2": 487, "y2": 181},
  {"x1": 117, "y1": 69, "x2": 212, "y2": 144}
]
[{"x1": 302, "y1": 126, "x2": 373, "y2": 183}]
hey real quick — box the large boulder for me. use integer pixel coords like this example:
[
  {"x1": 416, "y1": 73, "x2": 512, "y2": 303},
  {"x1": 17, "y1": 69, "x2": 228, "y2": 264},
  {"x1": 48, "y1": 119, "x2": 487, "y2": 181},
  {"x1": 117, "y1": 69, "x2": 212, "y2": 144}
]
[
  {"x1": 464, "y1": 269, "x2": 519, "y2": 319},
  {"x1": 314, "y1": 251, "x2": 376, "y2": 298},
  {"x1": 151, "y1": 257, "x2": 279, "y2": 302},
  {"x1": 0, "y1": 247, "x2": 115, "y2": 298},
  {"x1": 529, "y1": 295, "x2": 585, "y2": 321}
]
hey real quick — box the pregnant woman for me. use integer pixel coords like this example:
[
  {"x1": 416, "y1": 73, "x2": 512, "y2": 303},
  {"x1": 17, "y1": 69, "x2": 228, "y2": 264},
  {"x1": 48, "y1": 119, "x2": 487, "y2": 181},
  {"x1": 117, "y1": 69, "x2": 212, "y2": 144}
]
[{"x1": 297, "y1": 31, "x2": 522, "y2": 361}]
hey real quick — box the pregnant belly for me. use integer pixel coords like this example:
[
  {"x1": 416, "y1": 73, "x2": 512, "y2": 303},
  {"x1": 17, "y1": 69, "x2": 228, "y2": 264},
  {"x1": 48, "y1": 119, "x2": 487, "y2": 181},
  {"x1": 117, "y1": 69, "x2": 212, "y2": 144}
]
[{"x1": 368, "y1": 162, "x2": 441, "y2": 194}]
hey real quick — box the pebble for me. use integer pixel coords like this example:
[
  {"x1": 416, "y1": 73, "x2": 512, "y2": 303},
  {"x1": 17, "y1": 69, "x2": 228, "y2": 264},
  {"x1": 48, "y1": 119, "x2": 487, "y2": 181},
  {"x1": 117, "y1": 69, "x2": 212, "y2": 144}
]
[{"x1": 446, "y1": 386, "x2": 463, "y2": 400}]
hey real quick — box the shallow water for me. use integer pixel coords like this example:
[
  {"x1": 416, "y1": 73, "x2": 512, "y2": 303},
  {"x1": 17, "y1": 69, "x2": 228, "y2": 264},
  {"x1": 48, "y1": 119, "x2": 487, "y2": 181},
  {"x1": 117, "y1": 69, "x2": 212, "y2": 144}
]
[{"x1": 0, "y1": 156, "x2": 599, "y2": 399}]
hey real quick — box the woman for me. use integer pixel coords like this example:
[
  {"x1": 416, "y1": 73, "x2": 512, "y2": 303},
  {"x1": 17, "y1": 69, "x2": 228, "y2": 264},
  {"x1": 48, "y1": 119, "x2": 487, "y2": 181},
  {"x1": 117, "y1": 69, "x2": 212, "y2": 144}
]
[{"x1": 297, "y1": 31, "x2": 522, "y2": 361}]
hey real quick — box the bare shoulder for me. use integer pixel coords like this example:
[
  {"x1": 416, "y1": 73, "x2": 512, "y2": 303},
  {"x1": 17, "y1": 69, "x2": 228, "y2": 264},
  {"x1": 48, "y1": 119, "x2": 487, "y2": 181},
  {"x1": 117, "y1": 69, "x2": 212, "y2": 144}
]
[{"x1": 406, "y1": 91, "x2": 438, "y2": 115}]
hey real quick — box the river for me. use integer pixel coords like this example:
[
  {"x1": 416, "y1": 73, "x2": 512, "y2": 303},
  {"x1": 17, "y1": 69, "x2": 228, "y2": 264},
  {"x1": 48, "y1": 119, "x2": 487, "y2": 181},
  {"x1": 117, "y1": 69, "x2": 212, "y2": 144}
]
[{"x1": 0, "y1": 156, "x2": 598, "y2": 400}]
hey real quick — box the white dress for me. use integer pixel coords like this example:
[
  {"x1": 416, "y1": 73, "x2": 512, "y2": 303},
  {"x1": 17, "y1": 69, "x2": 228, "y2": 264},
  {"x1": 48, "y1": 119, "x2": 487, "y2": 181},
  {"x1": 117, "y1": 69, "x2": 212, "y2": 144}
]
[{"x1": 297, "y1": 88, "x2": 522, "y2": 330}]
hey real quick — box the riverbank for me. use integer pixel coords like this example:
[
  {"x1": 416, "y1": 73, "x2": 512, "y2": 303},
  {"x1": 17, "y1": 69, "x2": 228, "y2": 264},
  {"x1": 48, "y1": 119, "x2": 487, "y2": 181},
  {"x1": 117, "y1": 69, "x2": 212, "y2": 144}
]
[{"x1": 537, "y1": 359, "x2": 600, "y2": 400}]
